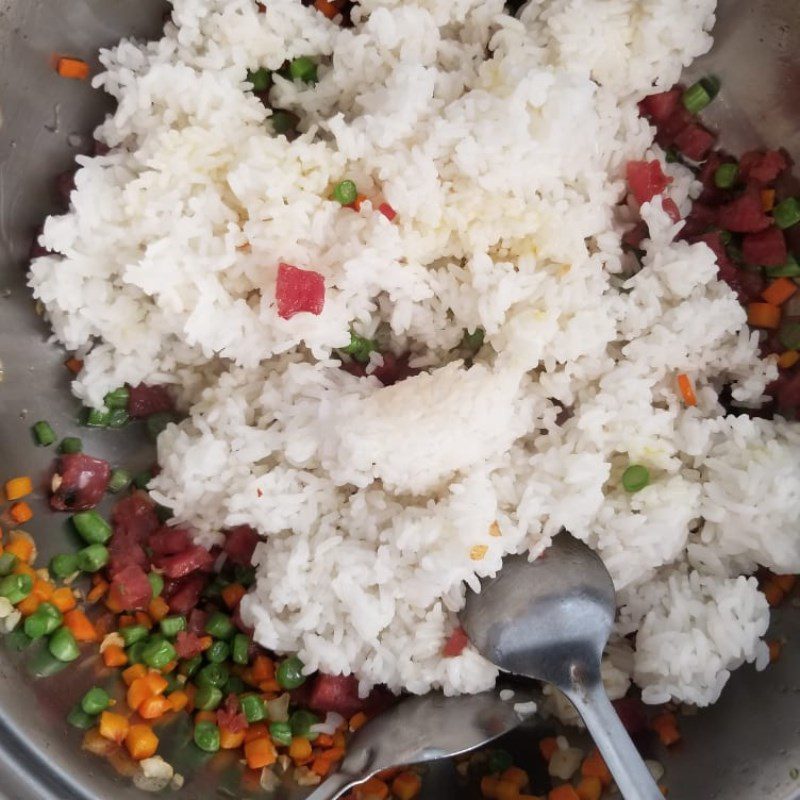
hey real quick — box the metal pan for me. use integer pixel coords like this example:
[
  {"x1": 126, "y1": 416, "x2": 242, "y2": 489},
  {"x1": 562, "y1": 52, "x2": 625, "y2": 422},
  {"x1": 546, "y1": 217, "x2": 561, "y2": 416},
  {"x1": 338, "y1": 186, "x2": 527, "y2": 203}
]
[{"x1": 0, "y1": 1, "x2": 798, "y2": 797}]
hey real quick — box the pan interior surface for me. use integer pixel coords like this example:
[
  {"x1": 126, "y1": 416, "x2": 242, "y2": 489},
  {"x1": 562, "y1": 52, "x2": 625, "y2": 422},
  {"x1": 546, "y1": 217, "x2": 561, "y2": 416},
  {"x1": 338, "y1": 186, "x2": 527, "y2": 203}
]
[{"x1": 0, "y1": 1, "x2": 798, "y2": 798}]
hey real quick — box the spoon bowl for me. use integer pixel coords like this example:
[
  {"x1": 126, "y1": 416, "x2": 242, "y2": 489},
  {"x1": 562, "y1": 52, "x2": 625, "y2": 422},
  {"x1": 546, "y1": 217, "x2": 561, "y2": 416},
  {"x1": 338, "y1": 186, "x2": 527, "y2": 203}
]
[
  {"x1": 305, "y1": 690, "x2": 536, "y2": 800},
  {"x1": 460, "y1": 531, "x2": 663, "y2": 800}
]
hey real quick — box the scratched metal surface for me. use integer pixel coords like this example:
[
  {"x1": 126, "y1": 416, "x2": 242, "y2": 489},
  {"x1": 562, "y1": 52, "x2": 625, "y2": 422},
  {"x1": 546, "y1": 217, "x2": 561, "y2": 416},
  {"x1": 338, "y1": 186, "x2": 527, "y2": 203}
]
[{"x1": 0, "y1": 1, "x2": 799, "y2": 798}]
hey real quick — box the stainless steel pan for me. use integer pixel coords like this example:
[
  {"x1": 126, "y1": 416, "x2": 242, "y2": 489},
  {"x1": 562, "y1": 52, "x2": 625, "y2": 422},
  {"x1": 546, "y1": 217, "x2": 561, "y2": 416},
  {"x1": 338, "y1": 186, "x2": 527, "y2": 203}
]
[{"x1": 0, "y1": 1, "x2": 798, "y2": 797}]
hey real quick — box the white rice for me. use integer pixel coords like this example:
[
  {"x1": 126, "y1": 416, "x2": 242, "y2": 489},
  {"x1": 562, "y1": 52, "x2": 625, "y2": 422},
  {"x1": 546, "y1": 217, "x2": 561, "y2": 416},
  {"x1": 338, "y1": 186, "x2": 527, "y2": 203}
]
[{"x1": 29, "y1": 0, "x2": 800, "y2": 707}]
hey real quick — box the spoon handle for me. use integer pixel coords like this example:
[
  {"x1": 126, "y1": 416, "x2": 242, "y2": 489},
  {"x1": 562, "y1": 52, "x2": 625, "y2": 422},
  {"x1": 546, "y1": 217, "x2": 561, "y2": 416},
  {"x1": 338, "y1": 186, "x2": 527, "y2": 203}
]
[{"x1": 566, "y1": 681, "x2": 663, "y2": 800}]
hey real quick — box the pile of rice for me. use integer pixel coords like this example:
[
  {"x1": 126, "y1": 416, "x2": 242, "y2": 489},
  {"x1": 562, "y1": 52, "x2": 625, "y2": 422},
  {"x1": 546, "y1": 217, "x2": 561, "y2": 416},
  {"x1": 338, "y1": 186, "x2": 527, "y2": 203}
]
[{"x1": 30, "y1": 0, "x2": 800, "y2": 708}]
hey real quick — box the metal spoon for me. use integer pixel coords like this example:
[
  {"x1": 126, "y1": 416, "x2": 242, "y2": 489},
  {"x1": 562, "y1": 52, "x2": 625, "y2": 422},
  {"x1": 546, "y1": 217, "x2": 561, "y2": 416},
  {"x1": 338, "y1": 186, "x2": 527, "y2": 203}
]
[
  {"x1": 304, "y1": 690, "x2": 534, "y2": 800},
  {"x1": 460, "y1": 531, "x2": 663, "y2": 800}
]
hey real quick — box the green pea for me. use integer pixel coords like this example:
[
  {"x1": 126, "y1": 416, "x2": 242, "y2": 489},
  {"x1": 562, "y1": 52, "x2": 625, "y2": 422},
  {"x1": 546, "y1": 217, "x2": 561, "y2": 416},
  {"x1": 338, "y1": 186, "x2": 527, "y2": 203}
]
[
  {"x1": 194, "y1": 684, "x2": 223, "y2": 711},
  {"x1": 247, "y1": 67, "x2": 270, "y2": 92},
  {"x1": 240, "y1": 694, "x2": 266, "y2": 723},
  {"x1": 622, "y1": 464, "x2": 650, "y2": 493},
  {"x1": 179, "y1": 655, "x2": 203, "y2": 678},
  {"x1": 59, "y1": 437, "x2": 83, "y2": 454},
  {"x1": 159, "y1": 615, "x2": 187, "y2": 639},
  {"x1": 276, "y1": 655, "x2": 306, "y2": 689},
  {"x1": 126, "y1": 641, "x2": 146, "y2": 665},
  {"x1": 108, "y1": 468, "x2": 132, "y2": 493},
  {"x1": 289, "y1": 709, "x2": 319, "y2": 740},
  {"x1": 232, "y1": 634, "x2": 250, "y2": 665},
  {"x1": 148, "y1": 572, "x2": 165, "y2": 598},
  {"x1": 205, "y1": 612, "x2": 235, "y2": 640},
  {"x1": 332, "y1": 180, "x2": 358, "y2": 206},
  {"x1": 49, "y1": 627, "x2": 80, "y2": 662},
  {"x1": 269, "y1": 721, "x2": 292, "y2": 747},
  {"x1": 0, "y1": 552, "x2": 19, "y2": 577},
  {"x1": 67, "y1": 704, "x2": 96, "y2": 730},
  {"x1": 206, "y1": 640, "x2": 230, "y2": 664},
  {"x1": 0, "y1": 573, "x2": 33, "y2": 604},
  {"x1": 76, "y1": 543, "x2": 109, "y2": 573},
  {"x1": 289, "y1": 56, "x2": 317, "y2": 84},
  {"x1": 196, "y1": 662, "x2": 228, "y2": 689},
  {"x1": 49, "y1": 553, "x2": 78, "y2": 579},
  {"x1": 120, "y1": 624, "x2": 149, "y2": 647},
  {"x1": 141, "y1": 637, "x2": 176, "y2": 670},
  {"x1": 193, "y1": 721, "x2": 220, "y2": 753},
  {"x1": 24, "y1": 603, "x2": 62, "y2": 639},
  {"x1": 81, "y1": 686, "x2": 111, "y2": 715},
  {"x1": 72, "y1": 511, "x2": 112, "y2": 544},
  {"x1": 104, "y1": 386, "x2": 130, "y2": 409}
]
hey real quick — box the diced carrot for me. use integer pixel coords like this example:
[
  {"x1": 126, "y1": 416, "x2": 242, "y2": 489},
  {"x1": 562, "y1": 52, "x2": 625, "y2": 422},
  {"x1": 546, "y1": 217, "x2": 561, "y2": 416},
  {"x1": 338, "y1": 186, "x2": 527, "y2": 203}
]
[
  {"x1": 220, "y1": 726, "x2": 246, "y2": 750},
  {"x1": 581, "y1": 749, "x2": 611, "y2": 786},
  {"x1": 763, "y1": 578, "x2": 785, "y2": 607},
  {"x1": 311, "y1": 753, "x2": 335, "y2": 778},
  {"x1": 747, "y1": 302, "x2": 781, "y2": 329},
  {"x1": 251, "y1": 654, "x2": 275, "y2": 682},
  {"x1": 333, "y1": 730, "x2": 346, "y2": 749},
  {"x1": 349, "y1": 194, "x2": 368, "y2": 212},
  {"x1": 244, "y1": 722, "x2": 269, "y2": 743},
  {"x1": 244, "y1": 737, "x2": 277, "y2": 769},
  {"x1": 778, "y1": 350, "x2": 800, "y2": 370},
  {"x1": 7, "y1": 532, "x2": 35, "y2": 562},
  {"x1": 288, "y1": 736, "x2": 313, "y2": 764},
  {"x1": 122, "y1": 663, "x2": 148, "y2": 686},
  {"x1": 105, "y1": 589, "x2": 123, "y2": 613},
  {"x1": 166, "y1": 690, "x2": 189, "y2": 712},
  {"x1": 768, "y1": 639, "x2": 783, "y2": 662},
  {"x1": 118, "y1": 614, "x2": 135, "y2": 628},
  {"x1": 314, "y1": 0, "x2": 341, "y2": 19},
  {"x1": 539, "y1": 737, "x2": 559, "y2": 761},
  {"x1": 14, "y1": 562, "x2": 35, "y2": 578},
  {"x1": 481, "y1": 776, "x2": 500, "y2": 799},
  {"x1": 86, "y1": 580, "x2": 109, "y2": 603},
  {"x1": 355, "y1": 778, "x2": 389, "y2": 800},
  {"x1": 148, "y1": 595, "x2": 169, "y2": 621},
  {"x1": 258, "y1": 678, "x2": 281, "y2": 693},
  {"x1": 103, "y1": 644, "x2": 128, "y2": 668},
  {"x1": 134, "y1": 610, "x2": 153, "y2": 630},
  {"x1": 773, "y1": 574, "x2": 797, "y2": 593},
  {"x1": 221, "y1": 582, "x2": 246, "y2": 609},
  {"x1": 9, "y1": 502, "x2": 33, "y2": 525},
  {"x1": 198, "y1": 635, "x2": 213, "y2": 652},
  {"x1": 4, "y1": 477, "x2": 33, "y2": 501},
  {"x1": 500, "y1": 767, "x2": 529, "y2": 789},
  {"x1": 65, "y1": 357, "x2": 84, "y2": 374},
  {"x1": 161, "y1": 660, "x2": 177, "y2": 674},
  {"x1": 63, "y1": 609, "x2": 97, "y2": 642},
  {"x1": 676, "y1": 373, "x2": 697, "y2": 407},
  {"x1": 56, "y1": 57, "x2": 90, "y2": 80},
  {"x1": 376, "y1": 768, "x2": 401, "y2": 782},
  {"x1": 495, "y1": 780, "x2": 522, "y2": 800},
  {"x1": 127, "y1": 678, "x2": 152, "y2": 711},
  {"x1": 194, "y1": 710, "x2": 217, "y2": 724},
  {"x1": 349, "y1": 711, "x2": 367, "y2": 732},
  {"x1": 392, "y1": 771, "x2": 422, "y2": 800},
  {"x1": 125, "y1": 723, "x2": 159, "y2": 760},
  {"x1": 16, "y1": 594, "x2": 41, "y2": 616},
  {"x1": 651, "y1": 712, "x2": 681, "y2": 746},
  {"x1": 138, "y1": 695, "x2": 171, "y2": 720},
  {"x1": 144, "y1": 672, "x2": 169, "y2": 696},
  {"x1": 548, "y1": 786, "x2": 580, "y2": 800},
  {"x1": 183, "y1": 683, "x2": 197, "y2": 712},
  {"x1": 576, "y1": 776, "x2": 603, "y2": 800},
  {"x1": 99, "y1": 711, "x2": 130, "y2": 743},
  {"x1": 51, "y1": 586, "x2": 78, "y2": 612},
  {"x1": 83, "y1": 726, "x2": 117, "y2": 756},
  {"x1": 761, "y1": 189, "x2": 776, "y2": 212},
  {"x1": 762, "y1": 277, "x2": 798, "y2": 307},
  {"x1": 32, "y1": 578, "x2": 54, "y2": 601}
]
